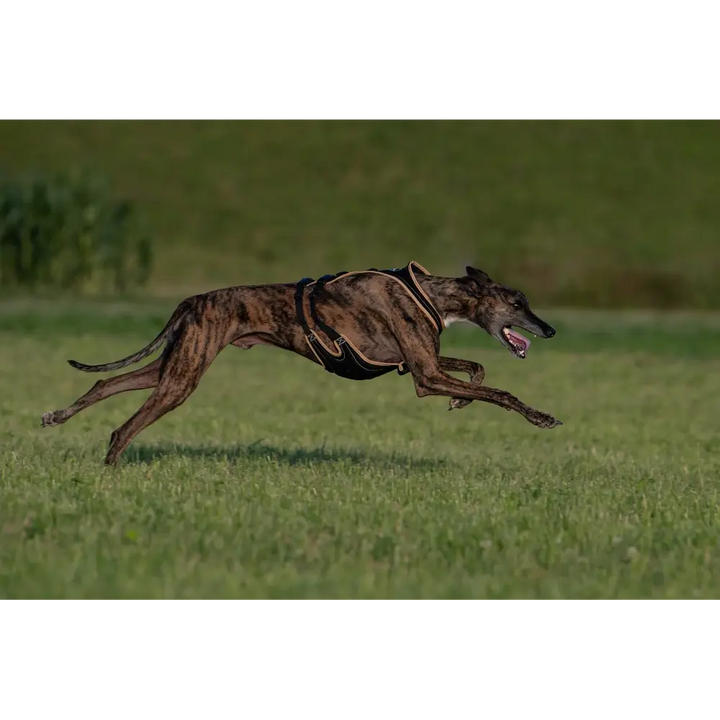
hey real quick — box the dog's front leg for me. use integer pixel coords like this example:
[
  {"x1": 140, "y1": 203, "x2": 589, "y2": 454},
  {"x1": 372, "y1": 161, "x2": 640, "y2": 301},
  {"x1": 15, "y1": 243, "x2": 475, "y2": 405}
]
[
  {"x1": 396, "y1": 332, "x2": 560, "y2": 428},
  {"x1": 413, "y1": 367, "x2": 561, "y2": 429},
  {"x1": 439, "y1": 356, "x2": 485, "y2": 411}
]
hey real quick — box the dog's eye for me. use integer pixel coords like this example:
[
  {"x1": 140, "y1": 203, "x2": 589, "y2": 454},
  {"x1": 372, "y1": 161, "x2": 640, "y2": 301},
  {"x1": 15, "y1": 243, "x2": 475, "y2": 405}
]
[{"x1": 512, "y1": 301, "x2": 522, "y2": 310}]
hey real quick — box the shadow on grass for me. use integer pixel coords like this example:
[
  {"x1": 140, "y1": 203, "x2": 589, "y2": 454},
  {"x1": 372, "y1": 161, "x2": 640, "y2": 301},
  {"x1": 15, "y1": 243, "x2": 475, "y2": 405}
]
[{"x1": 126, "y1": 441, "x2": 449, "y2": 472}]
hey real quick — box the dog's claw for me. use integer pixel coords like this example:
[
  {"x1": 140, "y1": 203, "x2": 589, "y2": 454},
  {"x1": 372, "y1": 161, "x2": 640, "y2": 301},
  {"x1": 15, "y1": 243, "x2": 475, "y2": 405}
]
[
  {"x1": 528, "y1": 411, "x2": 563, "y2": 429},
  {"x1": 41, "y1": 411, "x2": 57, "y2": 428}
]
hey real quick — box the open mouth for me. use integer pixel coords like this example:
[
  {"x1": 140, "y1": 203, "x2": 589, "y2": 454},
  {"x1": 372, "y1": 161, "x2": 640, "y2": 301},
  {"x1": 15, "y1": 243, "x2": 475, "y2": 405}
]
[{"x1": 502, "y1": 327, "x2": 531, "y2": 358}]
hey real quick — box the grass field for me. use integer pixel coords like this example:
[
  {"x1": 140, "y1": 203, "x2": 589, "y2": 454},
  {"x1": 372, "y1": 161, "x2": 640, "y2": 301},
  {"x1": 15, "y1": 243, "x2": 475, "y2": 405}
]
[
  {"x1": 2, "y1": 302, "x2": 719, "y2": 598},
  {"x1": 2, "y1": 120, "x2": 720, "y2": 307}
]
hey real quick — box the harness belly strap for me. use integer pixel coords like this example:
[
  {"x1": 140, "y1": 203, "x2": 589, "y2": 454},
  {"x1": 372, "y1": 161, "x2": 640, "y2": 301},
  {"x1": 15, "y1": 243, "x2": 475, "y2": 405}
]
[{"x1": 294, "y1": 277, "x2": 314, "y2": 336}]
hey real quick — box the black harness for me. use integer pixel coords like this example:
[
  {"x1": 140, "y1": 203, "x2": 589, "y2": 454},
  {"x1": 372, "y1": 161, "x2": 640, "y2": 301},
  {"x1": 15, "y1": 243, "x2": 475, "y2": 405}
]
[{"x1": 294, "y1": 261, "x2": 443, "y2": 381}]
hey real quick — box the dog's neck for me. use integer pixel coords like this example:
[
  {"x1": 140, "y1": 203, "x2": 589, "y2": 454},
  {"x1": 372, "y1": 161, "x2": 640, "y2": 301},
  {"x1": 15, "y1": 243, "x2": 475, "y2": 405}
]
[{"x1": 417, "y1": 275, "x2": 482, "y2": 329}]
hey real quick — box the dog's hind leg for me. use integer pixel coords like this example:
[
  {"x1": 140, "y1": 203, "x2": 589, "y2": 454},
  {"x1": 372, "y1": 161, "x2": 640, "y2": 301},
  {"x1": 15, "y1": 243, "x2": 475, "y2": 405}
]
[
  {"x1": 103, "y1": 323, "x2": 223, "y2": 466},
  {"x1": 440, "y1": 356, "x2": 485, "y2": 411},
  {"x1": 41, "y1": 358, "x2": 163, "y2": 428}
]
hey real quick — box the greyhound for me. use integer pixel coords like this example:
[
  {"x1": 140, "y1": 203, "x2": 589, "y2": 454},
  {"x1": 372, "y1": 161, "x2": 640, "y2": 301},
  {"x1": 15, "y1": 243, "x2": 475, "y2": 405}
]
[{"x1": 41, "y1": 262, "x2": 562, "y2": 465}]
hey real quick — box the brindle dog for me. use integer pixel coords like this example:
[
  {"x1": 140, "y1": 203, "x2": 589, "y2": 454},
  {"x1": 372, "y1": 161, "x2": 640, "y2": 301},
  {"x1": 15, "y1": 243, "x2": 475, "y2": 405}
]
[{"x1": 41, "y1": 265, "x2": 562, "y2": 465}]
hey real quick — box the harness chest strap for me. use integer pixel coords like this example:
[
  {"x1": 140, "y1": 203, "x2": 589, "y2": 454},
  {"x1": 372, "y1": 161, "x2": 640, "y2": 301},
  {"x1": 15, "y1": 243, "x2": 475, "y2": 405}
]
[{"x1": 374, "y1": 261, "x2": 443, "y2": 335}]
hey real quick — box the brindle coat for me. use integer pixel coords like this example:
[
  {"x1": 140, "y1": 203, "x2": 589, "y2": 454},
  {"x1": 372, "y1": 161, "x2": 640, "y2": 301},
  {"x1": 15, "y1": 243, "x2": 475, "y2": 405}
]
[{"x1": 41, "y1": 265, "x2": 562, "y2": 465}]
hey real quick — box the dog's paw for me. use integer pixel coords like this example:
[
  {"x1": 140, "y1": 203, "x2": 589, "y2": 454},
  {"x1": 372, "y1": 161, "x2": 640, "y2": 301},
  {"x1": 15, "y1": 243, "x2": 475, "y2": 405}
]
[
  {"x1": 528, "y1": 411, "x2": 563, "y2": 429},
  {"x1": 41, "y1": 411, "x2": 59, "y2": 428},
  {"x1": 448, "y1": 397, "x2": 472, "y2": 411}
]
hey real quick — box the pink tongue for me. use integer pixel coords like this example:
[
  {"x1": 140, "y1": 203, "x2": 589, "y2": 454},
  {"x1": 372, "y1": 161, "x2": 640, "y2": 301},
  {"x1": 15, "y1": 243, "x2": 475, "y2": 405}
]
[{"x1": 506, "y1": 328, "x2": 530, "y2": 352}]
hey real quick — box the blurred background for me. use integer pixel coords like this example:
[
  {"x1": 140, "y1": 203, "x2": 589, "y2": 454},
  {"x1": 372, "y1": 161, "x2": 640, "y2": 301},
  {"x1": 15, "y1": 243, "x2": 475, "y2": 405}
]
[{"x1": 1, "y1": 120, "x2": 719, "y2": 308}]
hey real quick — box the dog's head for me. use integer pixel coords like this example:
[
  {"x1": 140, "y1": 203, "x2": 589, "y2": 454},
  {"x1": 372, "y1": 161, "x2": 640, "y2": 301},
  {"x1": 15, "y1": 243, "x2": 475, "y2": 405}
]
[{"x1": 452, "y1": 266, "x2": 556, "y2": 359}]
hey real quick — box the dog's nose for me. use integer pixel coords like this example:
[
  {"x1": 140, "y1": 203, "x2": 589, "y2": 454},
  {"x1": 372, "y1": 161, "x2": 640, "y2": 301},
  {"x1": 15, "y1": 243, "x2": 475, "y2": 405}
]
[{"x1": 545, "y1": 326, "x2": 556, "y2": 338}]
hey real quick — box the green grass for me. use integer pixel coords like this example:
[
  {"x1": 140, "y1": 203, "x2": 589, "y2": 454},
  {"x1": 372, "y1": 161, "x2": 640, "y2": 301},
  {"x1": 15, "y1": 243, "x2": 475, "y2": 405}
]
[
  {"x1": 1, "y1": 304, "x2": 719, "y2": 598},
  {"x1": 2, "y1": 120, "x2": 720, "y2": 307}
]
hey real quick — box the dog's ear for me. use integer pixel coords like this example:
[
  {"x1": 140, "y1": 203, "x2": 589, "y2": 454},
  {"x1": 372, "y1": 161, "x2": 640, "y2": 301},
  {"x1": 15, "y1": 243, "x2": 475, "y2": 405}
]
[{"x1": 465, "y1": 266, "x2": 492, "y2": 285}]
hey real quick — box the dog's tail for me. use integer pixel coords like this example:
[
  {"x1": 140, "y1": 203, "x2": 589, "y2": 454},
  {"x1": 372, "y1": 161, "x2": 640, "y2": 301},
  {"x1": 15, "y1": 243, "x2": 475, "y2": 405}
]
[{"x1": 68, "y1": 301, "x2": 191, "y2": 373}]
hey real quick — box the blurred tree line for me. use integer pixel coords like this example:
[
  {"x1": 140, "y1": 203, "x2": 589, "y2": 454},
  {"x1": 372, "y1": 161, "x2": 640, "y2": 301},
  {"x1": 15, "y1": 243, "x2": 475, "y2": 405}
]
[{"x1": 0, "y1": 172, "x2": 151, "y2": 293}]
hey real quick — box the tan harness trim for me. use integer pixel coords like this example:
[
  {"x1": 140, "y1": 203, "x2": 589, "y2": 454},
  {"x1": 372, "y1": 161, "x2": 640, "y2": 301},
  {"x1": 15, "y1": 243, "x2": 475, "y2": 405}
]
[{"x1": 302, "y1": 261, "x2": 442, "y2": 373}]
